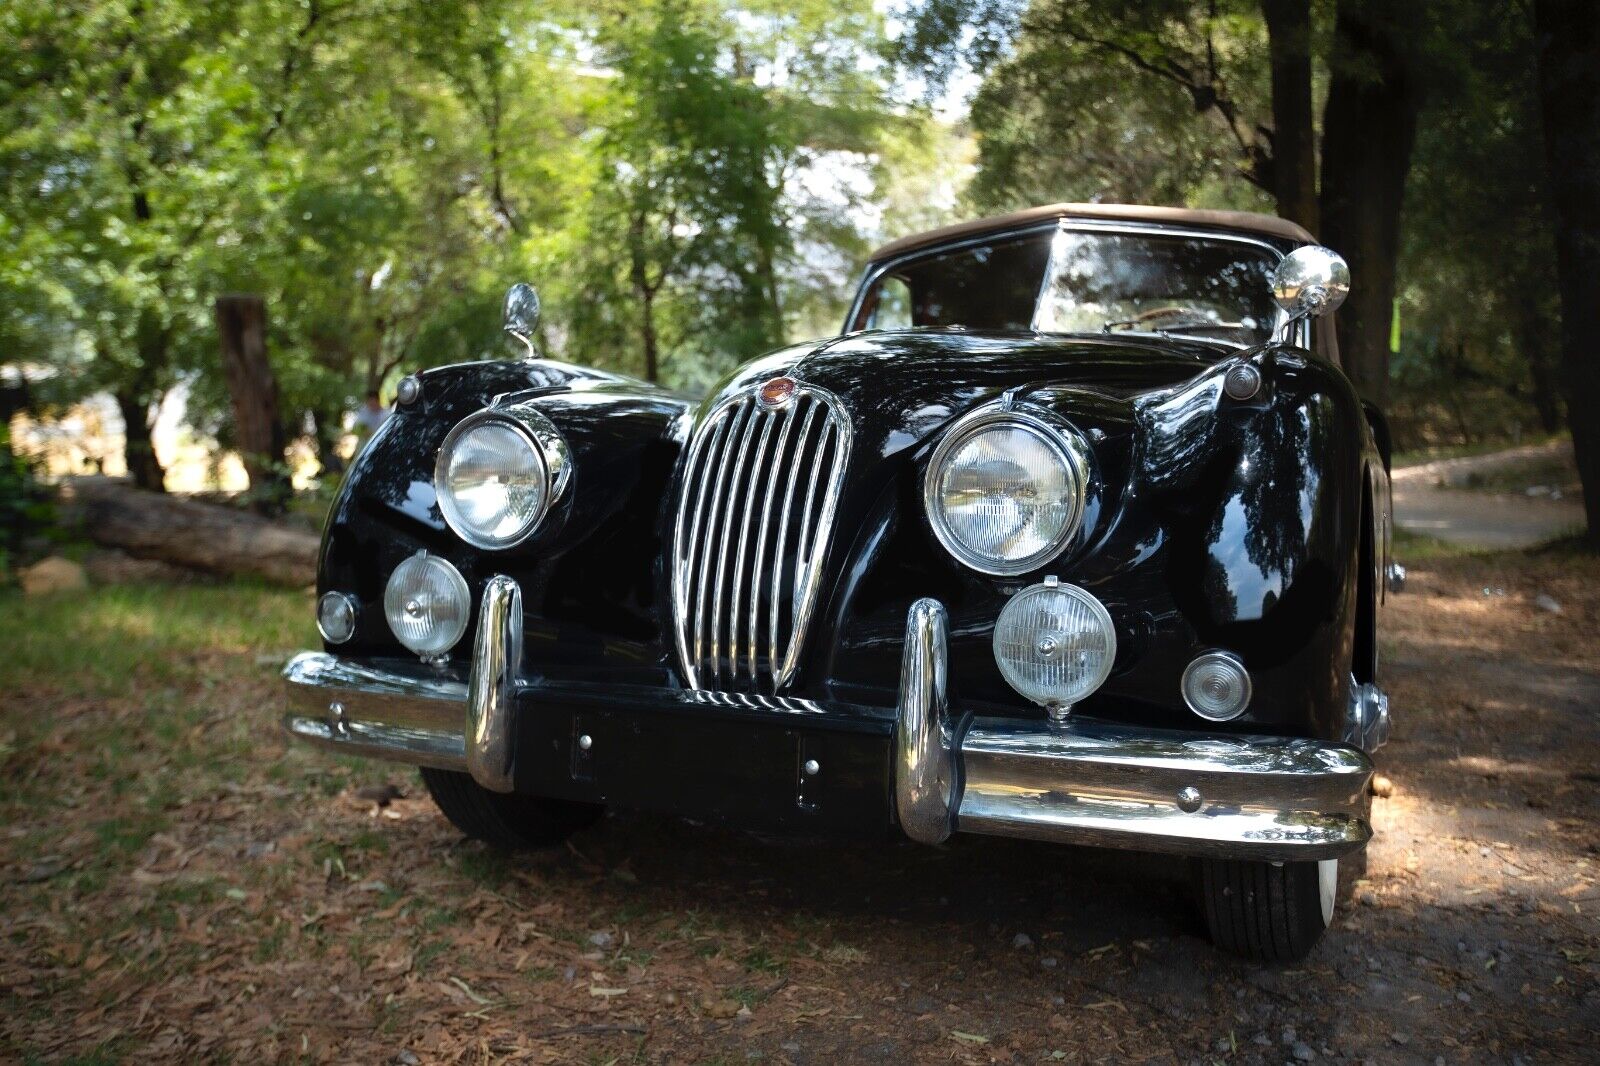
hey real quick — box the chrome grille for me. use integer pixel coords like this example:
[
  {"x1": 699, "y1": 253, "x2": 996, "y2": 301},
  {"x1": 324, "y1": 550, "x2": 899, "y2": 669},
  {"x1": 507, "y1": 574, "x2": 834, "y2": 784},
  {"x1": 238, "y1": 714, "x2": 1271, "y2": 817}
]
[{"x1": 671, "y1": 383, "x2": 851, "y2": 692}]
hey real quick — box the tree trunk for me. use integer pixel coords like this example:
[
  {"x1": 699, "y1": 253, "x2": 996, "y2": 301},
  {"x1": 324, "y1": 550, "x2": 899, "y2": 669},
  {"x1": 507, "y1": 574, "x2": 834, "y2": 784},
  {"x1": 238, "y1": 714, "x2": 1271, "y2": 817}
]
[
  {"x1": 628, "y1": 211, "x2": 661, "y2": 383},
  {"x1": 114, "y1": 389, "x2": 166, "y2": 492},
  {"x1": 215, "y1": 294, "x2": 290, "y2": 513},
  {"x1": 1511, "y1": 303, "x2": 1565, "y2": 434},
  {"x1": 309, "y1": 407, "x2": 346, "y2": 478},
  {"x1": 1261, "y1": 0, "x2": 1318, "y2": 233},
  {"x1": 1317, "y1": 0, "x2": 1423, "y2": 407},
  {"x1": 1534, "y1": 0, "x2": 1600, "y2": 543},
  {"x1": 640, "y1": 287, "x2": 660, "y2": 384}
]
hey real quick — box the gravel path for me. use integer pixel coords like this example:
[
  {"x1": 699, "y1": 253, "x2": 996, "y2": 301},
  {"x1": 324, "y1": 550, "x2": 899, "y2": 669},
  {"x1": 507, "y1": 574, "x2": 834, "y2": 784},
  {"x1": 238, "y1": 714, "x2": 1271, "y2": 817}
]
[{"x1": 1392, "y1": 441, "x2": 1584, "y2": 549}]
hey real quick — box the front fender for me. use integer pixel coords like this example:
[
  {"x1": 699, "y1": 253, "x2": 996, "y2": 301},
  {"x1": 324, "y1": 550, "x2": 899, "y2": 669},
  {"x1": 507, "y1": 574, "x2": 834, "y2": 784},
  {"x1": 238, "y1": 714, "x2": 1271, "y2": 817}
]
[{"x1": 317, "y1": 360, "x2": 691, "y2": 679}]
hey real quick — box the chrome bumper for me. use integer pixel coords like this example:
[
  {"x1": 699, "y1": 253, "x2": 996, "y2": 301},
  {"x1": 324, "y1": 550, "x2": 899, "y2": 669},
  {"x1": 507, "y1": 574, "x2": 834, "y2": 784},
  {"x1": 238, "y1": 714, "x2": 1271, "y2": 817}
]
[
  {"x1": 894, "y1": 599, "x2": 1373, "y2": 860},
  {"x1": 283, "y1": 583, "x2": 1374, "y2": 861}
]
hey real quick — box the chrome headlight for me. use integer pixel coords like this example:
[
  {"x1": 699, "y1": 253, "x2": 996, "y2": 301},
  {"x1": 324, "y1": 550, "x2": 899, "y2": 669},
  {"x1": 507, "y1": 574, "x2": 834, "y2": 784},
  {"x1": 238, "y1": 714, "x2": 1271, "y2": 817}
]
[
  {"x1": 924, "y1": 409, "x2": 1088, "y2": 575},
  {"x1": 435, "y1": 405, "x2": 570, "y2": 550}
]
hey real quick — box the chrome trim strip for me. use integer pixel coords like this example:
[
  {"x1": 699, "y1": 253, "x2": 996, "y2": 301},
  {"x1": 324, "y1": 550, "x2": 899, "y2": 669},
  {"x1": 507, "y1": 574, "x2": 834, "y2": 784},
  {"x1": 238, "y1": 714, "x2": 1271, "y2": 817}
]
[
  {"x1": 778, "y1": 414, "x2": 850, "y2": 687},
  {"x1": 465, "y1": 575, "x2": 523, "y2": 792},
  {"x1": 281, "y1": 652, "x2": 466, "y2": 770},
  {"x1": 768, "y1": 401, "x2": 819, "y2": 684},
  {"x1": 695, "y1": 404, "x2": 746, "y2": 674},
  {"x1": 710, "y1": 406, "x2": 760, "y2": 686},
  {"x1": 891, "y1": 599, "x2": 1374, "y2": 861},
  {"x1": 670, "y1": 408, "x2": 721, "y2": 689},
  {"x1": 894, "y1": 599, "x2": 957, "y2": 845},
  {"x1": 680, "y1": 413, "x2": 732, "y2": 686}
]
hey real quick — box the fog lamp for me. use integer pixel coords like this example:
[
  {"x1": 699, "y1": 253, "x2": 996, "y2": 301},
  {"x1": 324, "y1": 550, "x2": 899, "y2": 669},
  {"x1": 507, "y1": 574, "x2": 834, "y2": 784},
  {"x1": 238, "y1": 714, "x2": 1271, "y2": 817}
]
[
  {"x1": 1181, "y1": 651, "x2": 1252, "y2": 721},
  {"x1": 316, "y1": 591, "x2": 357, "y2": 644},
  {"x1": 992, "y1": 578, "x2": 1116, "y2": 715},
  {"x1": 384, "y1": 552, "x2": 471, "y2": 662}
]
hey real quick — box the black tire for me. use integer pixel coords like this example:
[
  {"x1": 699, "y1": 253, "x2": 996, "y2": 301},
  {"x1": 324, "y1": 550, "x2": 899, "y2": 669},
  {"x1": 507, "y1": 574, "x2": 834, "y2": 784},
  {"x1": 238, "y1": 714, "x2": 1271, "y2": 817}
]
[
  {"x1": 420, "y1": 767, "x2": 603, "y2": 849},
  {"x1": 1196, "y1": 856, "x2": 1342, "y2": 963}
]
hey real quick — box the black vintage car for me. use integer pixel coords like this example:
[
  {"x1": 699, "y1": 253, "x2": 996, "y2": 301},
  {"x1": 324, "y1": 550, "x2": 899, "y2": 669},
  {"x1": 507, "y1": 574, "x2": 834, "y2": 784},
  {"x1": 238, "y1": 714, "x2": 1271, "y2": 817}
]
[{"x1": 286, "y1": 203, "x2": 1396, "y2": 962}]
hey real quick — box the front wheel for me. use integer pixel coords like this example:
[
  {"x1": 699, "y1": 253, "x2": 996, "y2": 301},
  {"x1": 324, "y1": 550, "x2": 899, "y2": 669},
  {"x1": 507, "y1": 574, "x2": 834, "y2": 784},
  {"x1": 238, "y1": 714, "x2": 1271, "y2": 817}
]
[
  {"x1": 420, "y1": 767, "x2": 603, "y2": 849},
  {"x1": 1196, "y1": 855, "x2": 1350, "y2": 963}
]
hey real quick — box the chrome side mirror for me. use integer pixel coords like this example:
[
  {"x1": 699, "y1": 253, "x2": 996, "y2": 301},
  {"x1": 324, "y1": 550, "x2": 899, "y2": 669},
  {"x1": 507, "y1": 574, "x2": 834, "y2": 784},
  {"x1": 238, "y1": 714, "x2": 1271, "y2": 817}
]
[
  {"x1": 1270, "y1": 245, "x2": 1350, "y2": 322},
  {"x1": 502, "y1": 283, "x2": 541, "y2": 358}
]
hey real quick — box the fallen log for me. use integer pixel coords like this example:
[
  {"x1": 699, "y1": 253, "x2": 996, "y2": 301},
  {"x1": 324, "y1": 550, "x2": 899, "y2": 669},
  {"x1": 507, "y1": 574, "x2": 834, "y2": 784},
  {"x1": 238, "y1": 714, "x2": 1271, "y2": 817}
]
[{"x1": 64, "y1": 477, "x2": 318, "y2": 587}]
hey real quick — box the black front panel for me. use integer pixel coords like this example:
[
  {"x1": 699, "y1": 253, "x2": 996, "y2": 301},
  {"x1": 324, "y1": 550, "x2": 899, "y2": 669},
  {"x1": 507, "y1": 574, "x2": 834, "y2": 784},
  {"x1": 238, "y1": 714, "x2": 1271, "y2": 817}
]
[{"x1": 511, "y1": 691, "x2": 894, "y2": 835}]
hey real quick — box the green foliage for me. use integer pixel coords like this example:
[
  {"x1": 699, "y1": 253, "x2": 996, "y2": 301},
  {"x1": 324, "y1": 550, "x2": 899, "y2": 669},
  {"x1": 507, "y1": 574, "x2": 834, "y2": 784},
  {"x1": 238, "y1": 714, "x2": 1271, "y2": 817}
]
[
  {"x1": 1, "y1": 0, "x2": 899, "y2": 474},
  {"x1": 900, "y1": 0, "x2": 1569, "y2": 452},
  {"x1": 0, "y1": 424, "x2": 53, "y2": 579},
  {"x1": 1390, "y1": 1, "x2": 1562, "y2": 448}
]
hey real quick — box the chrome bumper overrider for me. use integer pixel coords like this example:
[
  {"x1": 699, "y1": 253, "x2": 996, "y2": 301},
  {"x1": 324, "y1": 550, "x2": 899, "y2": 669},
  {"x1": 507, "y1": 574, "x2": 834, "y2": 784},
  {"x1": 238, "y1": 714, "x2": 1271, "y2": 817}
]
[{"x1": 283, "y1": 582, "x2": 1375, "y2": 860}]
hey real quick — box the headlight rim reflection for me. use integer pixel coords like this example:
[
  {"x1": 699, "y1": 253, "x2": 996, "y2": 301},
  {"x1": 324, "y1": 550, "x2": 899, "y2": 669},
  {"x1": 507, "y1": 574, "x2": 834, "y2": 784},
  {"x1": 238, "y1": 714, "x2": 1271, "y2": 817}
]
[
  {"x1": 434, "y1": 405, "x2": 569, "y2": 551},
  {"x1": 923, "y1": 407, "x2": 1089, "y2": 576}
]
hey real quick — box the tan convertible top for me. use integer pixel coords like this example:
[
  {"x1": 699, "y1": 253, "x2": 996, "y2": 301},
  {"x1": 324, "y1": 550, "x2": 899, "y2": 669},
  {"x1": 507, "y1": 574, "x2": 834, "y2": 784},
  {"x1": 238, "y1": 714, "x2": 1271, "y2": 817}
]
[{"x1": 868, "y1": 203, "x2": 1315, "y2": 264}]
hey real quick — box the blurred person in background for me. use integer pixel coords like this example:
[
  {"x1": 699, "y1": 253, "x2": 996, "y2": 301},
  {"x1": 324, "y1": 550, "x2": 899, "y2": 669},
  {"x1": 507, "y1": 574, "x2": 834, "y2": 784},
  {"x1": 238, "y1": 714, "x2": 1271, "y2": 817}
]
[{"x1": 352, "y1": 390, "x2": 389, "y2": 450}]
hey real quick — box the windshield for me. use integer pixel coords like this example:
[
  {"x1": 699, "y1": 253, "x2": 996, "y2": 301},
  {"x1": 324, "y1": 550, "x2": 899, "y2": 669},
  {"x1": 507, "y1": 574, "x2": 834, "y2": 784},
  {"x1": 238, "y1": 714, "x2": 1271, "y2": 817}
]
[{"x1": 849, "y1": 225, "x2": 1284, "y2": 347}]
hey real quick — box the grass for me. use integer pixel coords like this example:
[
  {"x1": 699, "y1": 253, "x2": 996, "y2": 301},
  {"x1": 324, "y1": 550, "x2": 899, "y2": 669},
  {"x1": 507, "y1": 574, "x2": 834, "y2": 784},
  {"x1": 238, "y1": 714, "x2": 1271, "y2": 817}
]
[
  {"x1": 1391, "y1": 526, "x2": 1481, "y2": 562},
  {"x1": 0, "y1": 581, "x2": 311, "y2": 697},
  {"x1": 1393, "y1": 431, "x2": 1567, "y2": 468}
]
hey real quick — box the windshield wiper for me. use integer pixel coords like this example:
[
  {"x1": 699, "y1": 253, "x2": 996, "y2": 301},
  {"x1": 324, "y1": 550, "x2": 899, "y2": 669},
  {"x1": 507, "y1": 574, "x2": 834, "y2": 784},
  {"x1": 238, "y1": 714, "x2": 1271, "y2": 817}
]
[{"x1": 1102, "y1": 312, "x2": 1248, "y2": 336}]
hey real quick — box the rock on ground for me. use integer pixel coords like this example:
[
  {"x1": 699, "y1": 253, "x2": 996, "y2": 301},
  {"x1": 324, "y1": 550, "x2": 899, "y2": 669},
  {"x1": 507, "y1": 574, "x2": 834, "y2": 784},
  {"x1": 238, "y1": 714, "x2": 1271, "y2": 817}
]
[{"x1": 17, "y1": 556, "x2": 88, "y2": 596}]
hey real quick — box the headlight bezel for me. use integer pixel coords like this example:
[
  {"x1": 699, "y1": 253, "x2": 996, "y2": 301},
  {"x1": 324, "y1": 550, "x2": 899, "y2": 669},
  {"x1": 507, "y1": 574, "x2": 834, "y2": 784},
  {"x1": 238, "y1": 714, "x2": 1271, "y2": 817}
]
[
  {"x1": 922, "y1": 406, "x2": 1091, "y2": 576},
  {"x1": 434, "y1": 404, "x2": 571, "y2": 551}
]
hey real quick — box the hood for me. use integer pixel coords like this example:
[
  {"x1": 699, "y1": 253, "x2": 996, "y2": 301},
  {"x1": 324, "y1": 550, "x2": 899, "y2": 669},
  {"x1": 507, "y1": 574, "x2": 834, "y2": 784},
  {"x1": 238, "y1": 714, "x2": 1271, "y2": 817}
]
[{"x1": 712, "y1": 329, "x2": 1235, "y2": 461}]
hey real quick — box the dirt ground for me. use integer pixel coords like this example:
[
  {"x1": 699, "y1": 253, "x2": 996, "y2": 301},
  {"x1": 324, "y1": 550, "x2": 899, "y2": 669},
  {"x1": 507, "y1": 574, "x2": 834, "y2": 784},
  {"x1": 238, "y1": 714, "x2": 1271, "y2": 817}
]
[
  {"x1": 2, "y1": 545, "x2": 1598, "y2": 1064},
  {"x1": 1392, "y1": 441, "x2": 1585, "y2": 549}
]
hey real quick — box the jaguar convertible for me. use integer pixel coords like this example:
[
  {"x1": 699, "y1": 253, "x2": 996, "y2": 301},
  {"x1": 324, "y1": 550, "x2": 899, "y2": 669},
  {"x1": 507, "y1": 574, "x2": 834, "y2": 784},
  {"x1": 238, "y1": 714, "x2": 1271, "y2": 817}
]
[{"x1": 284, "y1": 203, "x2": 1395, "y2": 962}]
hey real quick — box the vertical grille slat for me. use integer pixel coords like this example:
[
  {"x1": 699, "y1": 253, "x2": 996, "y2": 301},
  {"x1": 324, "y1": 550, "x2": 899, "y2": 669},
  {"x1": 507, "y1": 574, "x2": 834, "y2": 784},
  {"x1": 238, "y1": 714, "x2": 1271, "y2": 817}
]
[
  {"x1": 691, "y1": 409, "x2": 745, "y2": 676},
  {"x1": 746, "y1": 403, "x2": 798, "y2": 680},
  {"x1": 768, "y1": 400, "x2": 820, "y2": 684},
  {"x1": 671, "y1": 383, "x2": 850, "y2": 693},
  {"x1": 708, "y1": 406, "x2": 760, "y2": 686},
  {"x1": 728, "y1": 415, "x2": 776, "y2": 681}
]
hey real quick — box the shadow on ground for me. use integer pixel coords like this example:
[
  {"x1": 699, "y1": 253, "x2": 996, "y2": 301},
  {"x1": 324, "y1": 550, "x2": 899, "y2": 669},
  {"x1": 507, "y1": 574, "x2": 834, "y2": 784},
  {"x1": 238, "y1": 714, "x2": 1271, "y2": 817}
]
[{"x1": 1, "y1": 547, "x2": 1596, "y2": 1063}]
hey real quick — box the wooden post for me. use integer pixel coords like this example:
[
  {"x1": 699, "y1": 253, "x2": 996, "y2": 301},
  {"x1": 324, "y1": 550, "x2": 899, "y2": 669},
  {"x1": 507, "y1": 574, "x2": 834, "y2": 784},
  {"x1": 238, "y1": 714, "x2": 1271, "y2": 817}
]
[{"x1": 215, "y1": 294, "x2": 289, "y2": 512}]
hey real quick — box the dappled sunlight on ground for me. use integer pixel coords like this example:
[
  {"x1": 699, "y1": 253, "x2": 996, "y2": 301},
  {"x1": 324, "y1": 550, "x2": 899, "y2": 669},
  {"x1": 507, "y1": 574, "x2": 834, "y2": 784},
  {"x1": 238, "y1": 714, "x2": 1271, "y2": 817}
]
[{"x1": 1, "y1": 548, "x2": 1597, "y2": 1062}]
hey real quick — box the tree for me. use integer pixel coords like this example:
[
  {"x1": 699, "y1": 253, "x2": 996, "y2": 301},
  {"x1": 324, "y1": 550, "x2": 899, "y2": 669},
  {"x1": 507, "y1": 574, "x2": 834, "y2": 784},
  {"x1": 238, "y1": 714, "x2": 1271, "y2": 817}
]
[
  {"x1": 1394, "y1": 2, "x2": 1562, "y2": 445},
  {"x1": 1533, "y1": 0, "x2": 1600, "y2": 544},
  {"x1": 898, "y1": 0, "x2": 1443, "y2": 404},
  {"x1": 215, "y1": 295, "x2": 289, "y2": 511},
  {"x1": 569, "y1": 0, "x2": 889, "y2": 387}
]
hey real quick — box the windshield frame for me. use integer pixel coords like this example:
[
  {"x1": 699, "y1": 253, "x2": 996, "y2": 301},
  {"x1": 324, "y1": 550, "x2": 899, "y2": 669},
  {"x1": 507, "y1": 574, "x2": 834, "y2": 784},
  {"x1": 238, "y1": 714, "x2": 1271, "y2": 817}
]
[{"x1": 843, "y1": 218, "x2": 1305, "y2": 349}]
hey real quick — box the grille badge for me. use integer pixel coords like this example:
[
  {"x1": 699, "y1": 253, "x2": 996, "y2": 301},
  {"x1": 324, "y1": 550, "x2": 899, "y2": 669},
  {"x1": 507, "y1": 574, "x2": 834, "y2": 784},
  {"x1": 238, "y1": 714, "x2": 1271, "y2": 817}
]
[{"x1": 758, "y1": 377, "x2": 797, "y2": 409}]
